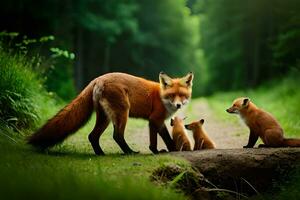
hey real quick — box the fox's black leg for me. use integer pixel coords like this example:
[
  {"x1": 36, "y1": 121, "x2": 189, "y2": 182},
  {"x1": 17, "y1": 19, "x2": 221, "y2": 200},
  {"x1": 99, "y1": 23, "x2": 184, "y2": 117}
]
[
  {"x1": 149, "y1": 122, "x2": 159, "y2": 154},
  {"x1": 88, "y1": 107, "x2": 109, "y2": 155},
  {"x1": 113, "y1": 110, "x2": 139, "y2": 154},
  {"x1": 243, "y1": 131, "x2": 258, "y2": 148},
  {"x1": 158, "y1": 124, "x2": 176, "y2": 152}
]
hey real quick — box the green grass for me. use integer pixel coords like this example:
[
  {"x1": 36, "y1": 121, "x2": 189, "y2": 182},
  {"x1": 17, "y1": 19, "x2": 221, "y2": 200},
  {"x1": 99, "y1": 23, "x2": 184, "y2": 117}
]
[{"x1": 0, "y1": 117, "x2": 189, "y2": 200}]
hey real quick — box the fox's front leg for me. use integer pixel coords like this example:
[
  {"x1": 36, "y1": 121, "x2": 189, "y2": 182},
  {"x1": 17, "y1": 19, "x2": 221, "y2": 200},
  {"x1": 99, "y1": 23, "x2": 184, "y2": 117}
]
[
  {"x1": 149, "y1": 121, "x2": 159, "y2": 154},
  {"x1": 158, "y1": 124, "x2": 176, "y2": 152},
  {"x1": 243, "y1": 130, "x2": 258, "y2": 148}
]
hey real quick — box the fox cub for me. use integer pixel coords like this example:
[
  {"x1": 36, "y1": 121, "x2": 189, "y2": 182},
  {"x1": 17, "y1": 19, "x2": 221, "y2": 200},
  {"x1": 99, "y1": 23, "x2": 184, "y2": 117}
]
[
  {"x1": 170, "y1": 117, "x2": 192, "y2": 151},
  {"x1": 227, "y1": 97, "x2": 300, "y2": 148},
  {"x1": 185, "y1": 119, "x2": 216, "y2": 150}
]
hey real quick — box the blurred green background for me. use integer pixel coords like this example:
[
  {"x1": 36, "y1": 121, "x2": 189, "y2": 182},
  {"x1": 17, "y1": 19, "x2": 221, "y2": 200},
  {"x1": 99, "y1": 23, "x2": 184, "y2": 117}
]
[{"x1": 1, "y1": 0, "x2": 299, "y2": 100}]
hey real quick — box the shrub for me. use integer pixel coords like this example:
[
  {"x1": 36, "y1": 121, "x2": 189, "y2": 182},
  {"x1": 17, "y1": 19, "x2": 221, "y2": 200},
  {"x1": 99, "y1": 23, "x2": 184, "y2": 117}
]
[{"x1": 0, "y1": 47, "x2": 54, "y2": 130}]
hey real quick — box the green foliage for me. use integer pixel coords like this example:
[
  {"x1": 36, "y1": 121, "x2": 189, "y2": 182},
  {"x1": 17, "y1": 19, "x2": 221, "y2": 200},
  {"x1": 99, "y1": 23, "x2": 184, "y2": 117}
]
[
  {"x1": 0, "y1": 48, "x2": 49, "y2": 129},
  {"x1": 76, "y1": 0, "x2": 138, "y2": 44},
  {"x1": 192, "y1": 0, "x2": 300, "y2": 94},
  {"x1": 72, "y1": 0, "x2": 203, "y2": 94},
  {"x1": 50, "y1": 47, "x2": 75, "y2": 60},
  {"x1": 0, "y1": 1, "x2": 203, "y2": 95},
  {"x1": 1, "y1": 1, "x2": 299, "y2": 96},
  {"x1": 0, "y1": 32, "x2": 76, "y2": 101},
  {"x1": 131, "y1": 0, "x2": 201, "y2": 76}
]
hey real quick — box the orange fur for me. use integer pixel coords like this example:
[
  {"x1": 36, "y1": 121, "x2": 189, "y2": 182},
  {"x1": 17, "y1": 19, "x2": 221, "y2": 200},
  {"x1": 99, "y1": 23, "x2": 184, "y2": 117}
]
[
  {"x1": 227, "y1": 97, "x2": 300, "y2": 148},
  {"x1": 185, "y1": 119, "x2": 215, "y2": 150},
  {"x1": 28, "y1": 72, "x2": 194, "y2": 155},
  {"x1": 170, "y1": 117, "x2": 192, "y2": 151}
]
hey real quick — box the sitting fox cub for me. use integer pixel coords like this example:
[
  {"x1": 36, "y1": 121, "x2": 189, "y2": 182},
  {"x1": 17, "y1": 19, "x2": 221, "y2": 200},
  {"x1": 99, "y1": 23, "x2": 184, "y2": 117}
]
[
  {"x1": 185, "y1": 119, "x2": 215, "y2": 150},
  {"x1": 170, "y1": 117, "x2": 192, "y2": 151},
  {"x1": 227, "y1": 97, "x2": 300, "y2": 148}
]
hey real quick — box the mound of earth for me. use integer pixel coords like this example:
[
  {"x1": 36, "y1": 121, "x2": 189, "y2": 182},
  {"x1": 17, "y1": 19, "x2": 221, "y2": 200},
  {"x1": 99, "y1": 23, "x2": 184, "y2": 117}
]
[{"x1": 152, "y1": 148, "x2": 300, "y2": 199}]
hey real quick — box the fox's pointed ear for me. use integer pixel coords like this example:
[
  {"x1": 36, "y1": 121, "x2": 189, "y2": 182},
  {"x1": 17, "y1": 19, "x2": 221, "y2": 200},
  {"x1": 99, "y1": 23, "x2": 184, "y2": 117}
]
[
  {"x1": 199, "y1": 119, "x2": 204, "y2": 124},
  {"x1": 242, "y1": 98, "x2": 250, "y2": 107},
  {"x1": 159, "y1": 72, "x2": 172, "y2": 89},
  {"x1": 170, "y1": 118, "x2": 174, "y2": 126},
  {"x1": 181, "y1": 72, "x2": 194, "y2": 87}
]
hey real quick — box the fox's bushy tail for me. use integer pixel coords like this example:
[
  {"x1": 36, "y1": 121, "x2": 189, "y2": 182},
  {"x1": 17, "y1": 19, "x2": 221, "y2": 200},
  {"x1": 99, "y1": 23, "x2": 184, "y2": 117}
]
[
  {"x1": 28, "y1": 81, "x2": 95, "y2": 149},
  {"x1": 283, "y1": 138, "x2": 300, "y2": 147}
]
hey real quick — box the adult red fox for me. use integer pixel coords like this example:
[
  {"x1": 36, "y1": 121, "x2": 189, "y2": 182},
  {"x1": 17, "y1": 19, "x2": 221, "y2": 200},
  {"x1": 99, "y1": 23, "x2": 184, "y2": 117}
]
[
  {"x1": 226, "y1": 97, "x2": 300, "y2": 148},
  {"x1": 170, "y1": 117, "x2": 192, "y2": 151},
  {"x1": 28, "y1": 72, "x2": 194, "y2": 155},
  {"x1": 185, "y1": 119, "x2": 215, "y2": 150}
]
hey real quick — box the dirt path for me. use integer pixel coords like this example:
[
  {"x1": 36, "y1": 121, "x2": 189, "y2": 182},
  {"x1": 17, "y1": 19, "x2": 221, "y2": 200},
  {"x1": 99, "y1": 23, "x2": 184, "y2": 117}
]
[
  {"x1": 125, "y1": 98, "x2": 248, "y2": 153},
  {"x1": 188, "y1": 98, "x2": 248, "y2": 149}
]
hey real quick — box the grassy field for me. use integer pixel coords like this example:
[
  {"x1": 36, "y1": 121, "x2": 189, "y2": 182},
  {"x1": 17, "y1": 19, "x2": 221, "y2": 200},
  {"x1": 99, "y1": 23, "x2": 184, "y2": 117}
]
[{"x1": 0, "y1": 116, "x2": 189, "y2": 200}]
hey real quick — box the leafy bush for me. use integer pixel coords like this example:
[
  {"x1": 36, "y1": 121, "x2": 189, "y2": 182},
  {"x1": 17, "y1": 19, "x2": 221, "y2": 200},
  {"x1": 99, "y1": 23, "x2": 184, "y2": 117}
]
[
  {"x1": 0, "y1": 47, "x2": 56, "y2": 130},
  {"x1": 0, "y1": 31, "x2": 76, "y2": 101}
]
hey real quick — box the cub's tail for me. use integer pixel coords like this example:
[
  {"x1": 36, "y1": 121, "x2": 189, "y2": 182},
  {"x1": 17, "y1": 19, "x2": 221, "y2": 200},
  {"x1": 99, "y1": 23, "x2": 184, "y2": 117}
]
[
  {"x1": 283, "y1": 138, "x2": 300, "y2": 147},
  {"x1": 27, "y1": 81, "x2": 95, "y2": 149}
]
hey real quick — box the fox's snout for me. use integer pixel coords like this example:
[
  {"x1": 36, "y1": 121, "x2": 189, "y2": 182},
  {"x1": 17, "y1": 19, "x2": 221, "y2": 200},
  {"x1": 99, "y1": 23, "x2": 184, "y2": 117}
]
[
  {"x1": 166, "y1": 97, "x2": 188, "y2": 110},
  {"x1": 226, "y1": 107, "x2": 238, "y2": 114}
]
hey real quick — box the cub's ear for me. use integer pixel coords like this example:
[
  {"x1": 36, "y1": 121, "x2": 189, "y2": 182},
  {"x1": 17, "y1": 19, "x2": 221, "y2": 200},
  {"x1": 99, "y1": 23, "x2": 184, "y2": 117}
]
[
  {"x1": 159, "y1": 72, "x2": 172, "y2": 89},
  {"x1": 199, "y1": 119, "x2": 204, "y2": 124},
  {"x1": 181, "y1": 72, "x2": 194, "y2": 87},
  {"x1": 242, "y1": 98, "x2": 250, "y2": 106},
  {"x1": 170, "y1": 118, "x2": 174, "y2": 126}
]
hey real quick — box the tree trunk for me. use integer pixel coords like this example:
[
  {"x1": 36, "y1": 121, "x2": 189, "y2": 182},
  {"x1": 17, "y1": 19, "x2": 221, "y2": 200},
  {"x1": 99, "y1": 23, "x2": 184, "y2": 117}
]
[
  {"x1": 74, "y1": 27, "x2": 84, "y2": 91},
  {"x1": 103, "y1": 42, "x2": 111, "y2": 73},
  {"x1": 252, "y1": 26, "x2": 260, "y2": 87}
]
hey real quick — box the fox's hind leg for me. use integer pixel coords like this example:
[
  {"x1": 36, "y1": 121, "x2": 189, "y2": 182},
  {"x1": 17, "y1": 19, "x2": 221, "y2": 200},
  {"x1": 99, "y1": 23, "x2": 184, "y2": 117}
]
[
  {"x1": 100, "y1": 86, "x2": 138, "y2": 154},
  {"x1": 112, "y1": 109, "x2": 138, "y2": 154},
  {"x1": 88, "y1": 106, "x2": 110, "y2": 155}
]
